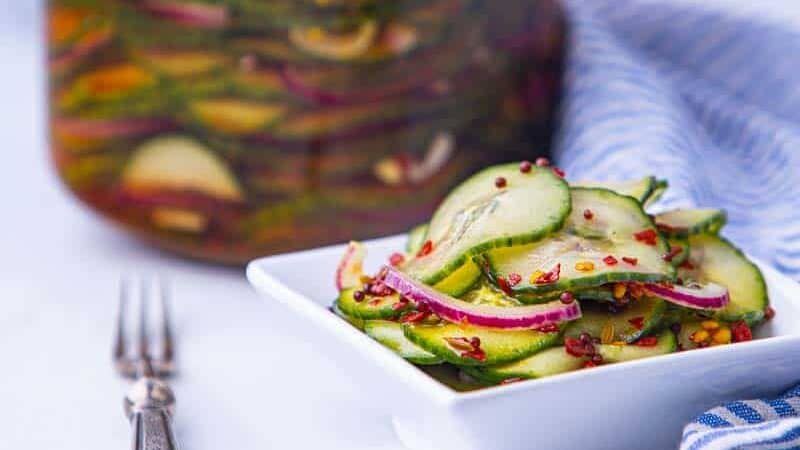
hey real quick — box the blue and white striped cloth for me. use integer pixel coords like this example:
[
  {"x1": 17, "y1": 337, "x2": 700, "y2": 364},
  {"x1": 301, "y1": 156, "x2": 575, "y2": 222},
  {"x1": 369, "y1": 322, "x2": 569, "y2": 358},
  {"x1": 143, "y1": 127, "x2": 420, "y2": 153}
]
[
  {"x1": 556, "y1": 0, "x2": 800, "y2": 278},
  {"x1": 555, "y1": 1, "x2": 800, "y2": 448}
]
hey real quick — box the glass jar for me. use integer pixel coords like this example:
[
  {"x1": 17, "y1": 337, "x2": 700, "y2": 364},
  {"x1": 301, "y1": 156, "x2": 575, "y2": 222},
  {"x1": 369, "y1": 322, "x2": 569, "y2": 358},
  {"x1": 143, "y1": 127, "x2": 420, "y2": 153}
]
[{"x1": 48, "y1": 0, "x2": 565, "y2": 264}]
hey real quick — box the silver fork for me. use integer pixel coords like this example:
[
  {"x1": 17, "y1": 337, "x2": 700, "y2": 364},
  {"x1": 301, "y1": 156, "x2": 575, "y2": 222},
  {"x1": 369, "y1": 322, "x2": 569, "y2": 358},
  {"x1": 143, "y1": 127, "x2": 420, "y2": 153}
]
[{"x1": 113, "y1": 278, "x2": 179, "y2": 450}]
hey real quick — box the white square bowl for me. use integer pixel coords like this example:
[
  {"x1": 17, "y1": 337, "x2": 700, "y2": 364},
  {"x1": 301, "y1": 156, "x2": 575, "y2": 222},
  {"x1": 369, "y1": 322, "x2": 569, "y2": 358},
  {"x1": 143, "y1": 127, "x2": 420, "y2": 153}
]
[{"x1": 247, "y1": 235, "x2": 800, "y2": 450}]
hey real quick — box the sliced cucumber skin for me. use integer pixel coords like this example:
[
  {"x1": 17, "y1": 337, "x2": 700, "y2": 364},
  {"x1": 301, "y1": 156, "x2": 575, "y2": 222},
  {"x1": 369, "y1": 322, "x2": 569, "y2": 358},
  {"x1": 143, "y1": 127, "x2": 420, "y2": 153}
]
[
  {"x1": 643, "y1": 179, "x2": 668, "y2": 208},
  {"x1": 656, "y1": 208, "x2": 727, "y2": 238},
  {"x1": 364, "y1": 320, "x2": 443, "y2": 365},
  {"x1": 335, "y1": 288, "x2": 411, "y2": 320},
  {"x1": 402, "y1": 322, "x2": 561, "y2": 366},
  {"x1": 469, "y1": 331, "x2": 676, "y2": 383},
  {"x1": 332, "y1": 303, "x2": 364, "y2": 330},
  {"x1": 487, "y1": 187, "x2": 674, "y2": 295},
  {"x1": 565, "y1": 297, "x2": 666, "y2": 343},
  {"x1": 687, "y1": 235, "x2": 768, "y2": 324},
  {"x1": 464, "y1": 346, "x2": 585, "y2": 383},
  {"x1": 572, "y1": 176, "x2": 656, "y2": 203},
  {"x1": 403, "y1": 164, "x2": 571, "y2": 286},
  {"x1": 405, "y1": 223, "x2": 430, "y2": 255}
]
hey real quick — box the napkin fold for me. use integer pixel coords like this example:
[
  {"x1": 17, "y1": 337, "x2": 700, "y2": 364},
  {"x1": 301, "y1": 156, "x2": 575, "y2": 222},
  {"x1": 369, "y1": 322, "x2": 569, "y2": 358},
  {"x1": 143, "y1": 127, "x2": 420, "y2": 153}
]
[
  {"x1": 680, "y1": 385, "x2": 800, "y2": 450},
  {"x1": 555, "y1": 0, "x2": 800, "y2": 280},
  {"x1": 555, "y1": 1, "x2": 800, "y2": 448}
]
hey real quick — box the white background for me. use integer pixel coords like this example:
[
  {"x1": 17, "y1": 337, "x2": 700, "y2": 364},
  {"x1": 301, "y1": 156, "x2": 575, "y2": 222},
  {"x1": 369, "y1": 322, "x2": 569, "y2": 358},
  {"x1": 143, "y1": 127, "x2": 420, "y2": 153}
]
[{"x1": 0, "y1": 1, "x2": 798, "y2": 449}]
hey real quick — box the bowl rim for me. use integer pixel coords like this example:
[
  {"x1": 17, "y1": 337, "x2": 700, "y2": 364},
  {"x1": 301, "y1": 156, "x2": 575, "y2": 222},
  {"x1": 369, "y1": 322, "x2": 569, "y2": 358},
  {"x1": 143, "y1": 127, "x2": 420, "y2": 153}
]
[{"x1": 246, "y1": 234, "x2": 800, "y2": 407}]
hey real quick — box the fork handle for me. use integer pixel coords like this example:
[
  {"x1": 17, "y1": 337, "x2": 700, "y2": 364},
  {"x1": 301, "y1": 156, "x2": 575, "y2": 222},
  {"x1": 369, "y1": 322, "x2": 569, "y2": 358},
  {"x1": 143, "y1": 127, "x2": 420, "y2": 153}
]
[{"x1": 130, "y1": 407, "x2": 179, "y2": 450}]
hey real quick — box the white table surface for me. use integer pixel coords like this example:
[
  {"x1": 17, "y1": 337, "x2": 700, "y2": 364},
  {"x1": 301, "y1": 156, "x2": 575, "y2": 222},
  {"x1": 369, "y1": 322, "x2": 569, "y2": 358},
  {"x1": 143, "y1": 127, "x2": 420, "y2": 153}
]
[{"x1": 1, "y1": 1, "x2": 798, "y2": 449}]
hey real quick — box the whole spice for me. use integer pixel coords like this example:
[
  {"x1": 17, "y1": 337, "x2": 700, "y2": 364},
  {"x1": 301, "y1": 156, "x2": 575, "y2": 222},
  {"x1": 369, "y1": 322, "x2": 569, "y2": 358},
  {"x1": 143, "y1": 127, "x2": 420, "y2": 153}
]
[
  {"x1": 519, "y1": 160, "x2": 532, "y2": 173},
  {"x1": 495, "y1": 176, "x2": 507, "y2": 188},
  {"x1": 559, "y1": 291, "x2": 574, "y2": 304},
  {"x1": 583, "y1": 209, "x2": 594, "y2": 220},
  {"x1": 352, "y1": 290, "x2": 365, "y2": 302},
  {"x1": 552, "y1": 167, "x2": 565, "y2": 178},
  {"x1": 764, "y1": 306, "x2": 776, "y2": 320},
  {"x1": 535, "y1": 157, "x2": 550, "y2": 167}
]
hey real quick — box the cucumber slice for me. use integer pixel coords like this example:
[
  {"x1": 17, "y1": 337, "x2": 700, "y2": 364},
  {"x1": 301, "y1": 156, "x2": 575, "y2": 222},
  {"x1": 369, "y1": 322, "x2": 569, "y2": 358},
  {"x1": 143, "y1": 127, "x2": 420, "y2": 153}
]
[
  {"x1": 644, "y1": 179, "x2": 668, "y2": 208},
  {"x1": 565, "y1": 297, "x2": 666, "y2": 343},
  {"x1": 335, "y1": 288, "x2": 412, "y2": 320},
  {"x1": 406, "y1": 223, "x2": 429, "y2": 255},
  {"x1": 364, "y1": 320, "x2": 443, "y2": 365},
  {"x1": 572, "y1": 176, "x2": 658, "y2": 203},
  {"x1": 655, "y1": 208, "x2": 727, "y2": 238},
  {"x1": 332, "y1": 303, "x2": 364, "y2": 330},
  {"x1": 431, "y1": 260, "x2": 481, "y2": 297},
  {"x1": 467, "y1": 331, "x2": 676, "y2": 382},
  {"x1": 667, "y1": 237, "x2": 690, "y2": 268},
  {"x1": 402, "y1": 322, "x2": 561, "y2": 366},
  {"x1": 402, "y1": 163, "x2": 570, "y2": 286},
  {"x1": 684, "y1": 235, "x2": 768, "y2": 323},
  {"x1": 574, "y1": 287, "x2": 616, "y2": 303},
  {"x1": 486, "y1": 188, "x2": 674, "y2": 295},
  {"x1": 463, "y1": 346, "x2": 584, "y2": 382},
  {"x1": 598, "y1": 331, "x2": 677, "y2": 363}
]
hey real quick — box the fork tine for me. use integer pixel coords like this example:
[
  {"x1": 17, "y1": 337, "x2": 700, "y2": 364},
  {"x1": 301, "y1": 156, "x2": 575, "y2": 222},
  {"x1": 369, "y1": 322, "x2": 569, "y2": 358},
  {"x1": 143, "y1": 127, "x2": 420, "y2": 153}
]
[
  {"x1": 158, "y1": 278, "x2": 174, "y2": 363},
  {"x1": 113, "y1": 278, "x2": 129, "y2": 362}
]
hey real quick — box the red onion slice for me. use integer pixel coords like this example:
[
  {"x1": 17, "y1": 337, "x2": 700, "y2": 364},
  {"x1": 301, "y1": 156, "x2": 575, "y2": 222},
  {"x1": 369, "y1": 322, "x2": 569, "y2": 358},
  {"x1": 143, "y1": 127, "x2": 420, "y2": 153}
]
[
  {"x1": 644, "y1": 282, "x2": 729, "y2": 310},
  {"x1": 383, "y1": 266, "x2": 581, "y2": 329}
]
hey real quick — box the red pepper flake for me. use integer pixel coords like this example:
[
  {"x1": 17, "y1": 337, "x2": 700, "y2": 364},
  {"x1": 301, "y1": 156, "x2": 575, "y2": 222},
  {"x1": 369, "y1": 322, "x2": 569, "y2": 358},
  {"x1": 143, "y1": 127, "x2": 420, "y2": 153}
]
[
  {"x1": 628, "y1": 316, "x2": 645, "y2": 330},
  {"x1": 535, "y1": 263, "x2": 561, "y2": 284},
  {"x1": 495, "y1": 176, "x2": 507, "y2": 188},
  {"x1": 463, "y1": 348, "x2": 486, "y2": 362},
  {"x1": 391, "y1": 297, "x2": 410, "y2": 311},
  {"x1": 368, "y1": 298, "x2": 383, "y2": 306},
  {"x1": 416, "y1": 240, "x2": 434, "y2": 257},
  {"x1": 496, "y1": 276, "x2": 513, "y2": 295},
  {"x1": 519, "y1": 160, "x2": 532, "y2": 173},
  {"x1": 500, "y1": 377, "x2": 524, "y2": 385},
  {"x1": 662, "y1": 245, "x2": 683, "y2": 262},
  {"x1": 535, "y1": 157, "x2": 550, "y2": 167},
  {"x1": 731, "y1": 321, "x2": 753, "y2": 342},
  {"x1": 583, "y1": 209, "x2": 594, "y2": 220},
  {"x1": 583, "y1": 360, "x2": 597, "y2": 369},
  {"x1": 633, "y1": 229, "x2": 658, "y2": 246},
  {"x1": 679, "y1": 260, "x2": 695, "y2": 270},
  {"x1": 559, "y1": 291, "x2": 574, "y2": 304},
  {"x1": 401, "y1": 310, "x2": 429, "y2": 323},
  {"x1": 389, "y1": 252, "x2": 405, "y2": 266},
  {"x1": 603, "y1": 255, "x2": 618, "y2": 266},
  {"x1": 507, "y1": 273, "x2": 522, "y2": 286},
  {"x1": 552, "y1": 167, "x2": 565, "y2": 178},
  {"x1": 764, "y1": 306, "x2": 776, "y2": 321},
  {"x1": 622, "y1": 256, "x2": 638, "y2": 266},
  {"x1": 636, "y1": 336, "x2": 658, "y2": 347},
  {"x1": 536, "y1": 323, "x2": 560, "y2": 333}
]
